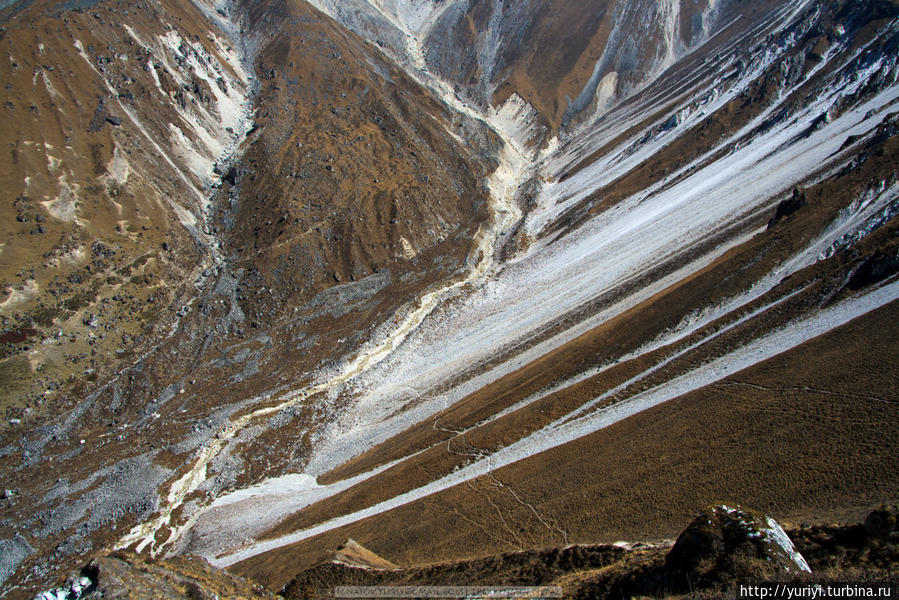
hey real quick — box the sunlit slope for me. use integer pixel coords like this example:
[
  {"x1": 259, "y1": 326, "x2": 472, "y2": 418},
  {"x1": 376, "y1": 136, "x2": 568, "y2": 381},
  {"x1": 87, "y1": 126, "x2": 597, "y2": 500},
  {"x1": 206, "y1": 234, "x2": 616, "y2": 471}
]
[
  {"x1": 219, "y1": 0, "x2": 899, "y2": 583},
  {"x1": 2, "y1": 0, "x2": 898, "y2": 596},
  {"x1": 0, "y1": 0, "x2": 253, "y2": 416}
]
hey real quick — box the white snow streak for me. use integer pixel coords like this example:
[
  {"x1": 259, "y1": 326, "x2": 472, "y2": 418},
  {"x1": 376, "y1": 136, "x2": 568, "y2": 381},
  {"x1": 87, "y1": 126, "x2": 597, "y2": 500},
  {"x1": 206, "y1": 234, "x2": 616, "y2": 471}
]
[{"x1": 214, "y1": 279, "x2": 899, "y2": 567}]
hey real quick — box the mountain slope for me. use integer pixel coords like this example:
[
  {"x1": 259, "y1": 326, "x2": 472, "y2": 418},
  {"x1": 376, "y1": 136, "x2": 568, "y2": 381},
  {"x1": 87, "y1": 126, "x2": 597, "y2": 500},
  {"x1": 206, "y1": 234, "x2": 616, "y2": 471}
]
[
  {"x1": 0, "y1": 0, "x2": 254, "y2": 418},
  {"x1": 2, "y1": 0, "x2": 898, "y2": 597},
  {"x1": 1, "y1": 0, "x2": 497, "y2": 594},
  {"x1": 217, "y1": 0, "x2": 899, "y2": 580}
]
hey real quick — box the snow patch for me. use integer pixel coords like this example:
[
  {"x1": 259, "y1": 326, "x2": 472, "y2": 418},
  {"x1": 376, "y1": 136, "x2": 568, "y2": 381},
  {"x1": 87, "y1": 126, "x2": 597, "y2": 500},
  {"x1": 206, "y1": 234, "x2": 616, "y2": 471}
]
[
  {"x1": 107, "y1": 144, "x2": 130, "y2": 185},
  {"x1": 591, "y1": 71, "x2": 619, "y2": 115},
  {"x1": 42, "y1": 173, "x2": 79, "y2": 223},
  {"x1": 210, "y1": 473, "x2": 320, "y2": 508},
  {"x1": 763, "y1": 517, "x2": 812, "y2": 573},
  {"x1": 489, "y1": 93, "x2": 546, "y2": 156},
  {"x1": 147, "y1": 60, "x2": 165, "y2": 95},
  {"x1": 40, "y1": 71, "x2": 61, "y2": 99},
  {"x1": 1, "y1": 279, "x2": 40, "y2": 310},
  {"x1": 399, "y1": 237, "x2": 417, "y2": 260},
  {"x1": 122, "y1": 22, "x2": 254, "y2": 196},
  {"x1": 168, "y1": 123, "x2": 215, "y2": 184}
]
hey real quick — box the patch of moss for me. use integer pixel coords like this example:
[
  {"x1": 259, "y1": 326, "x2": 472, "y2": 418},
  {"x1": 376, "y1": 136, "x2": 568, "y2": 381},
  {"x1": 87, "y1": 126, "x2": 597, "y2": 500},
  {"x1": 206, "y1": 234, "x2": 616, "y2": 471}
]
[
  {"x1": 63, "y1": 289, "x2": 96, "y2": 312},
  {"x1": 31, "y1": 304, "x2": 62, "y2": 327}
]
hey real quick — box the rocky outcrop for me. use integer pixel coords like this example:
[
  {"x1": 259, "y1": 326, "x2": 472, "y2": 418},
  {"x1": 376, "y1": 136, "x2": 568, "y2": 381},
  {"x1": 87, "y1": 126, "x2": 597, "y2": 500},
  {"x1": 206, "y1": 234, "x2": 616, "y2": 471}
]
[
  {"x1": 769, "y1": 188, "x2": 808, "y2": 228},
  {"x1": 664, "y1": 505, "x2": 811, "y2": 586},
  {"x1": 848, "y1": 249, "x2": 899, "y2": 290},
  {"x1": 26, "y1": 506, "x2": 898, "y2": 600},
  {"x1": 308, "y1": 0, "x2": 738, "y2": 129},
  {"x1": 864, "y1": 505, "x2": 899, "y2": 539},
  {"x1": 332, "y1": 539, "x2": 399, "y2": 570},
  {"x1": 281, "y1": 542, "x2": 627, "y2": 600},
  {"x1": 791, "y1": 505, "x2": 899, "y2": 575}
]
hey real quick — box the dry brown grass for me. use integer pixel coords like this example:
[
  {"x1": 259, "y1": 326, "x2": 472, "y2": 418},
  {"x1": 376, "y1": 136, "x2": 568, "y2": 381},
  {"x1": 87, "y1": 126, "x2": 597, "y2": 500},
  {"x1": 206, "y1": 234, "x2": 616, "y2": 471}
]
[{"x1": 234, "y1": 295, "x2": 899, "y2": 591}]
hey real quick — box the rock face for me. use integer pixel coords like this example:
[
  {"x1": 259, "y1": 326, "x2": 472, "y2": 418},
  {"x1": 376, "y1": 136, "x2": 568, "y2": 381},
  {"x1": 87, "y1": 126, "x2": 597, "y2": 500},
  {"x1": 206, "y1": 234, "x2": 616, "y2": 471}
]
[
  {"x1": 33, "y1": 564, "x2": 95, "y2": 600},
  {"x1": 864, "y1": 505, "x2": 899, "y2": 539},
  {"x1": 306, "y1": 0, "x2": 739, "y2": 130},
  {"x1": 332, "y1": 539, "x2": 399, "y2": 570},
  {"x1": 768, "y1": 188, "x2": 807, "y2": 227},
  {"x1": 848, "y1": 250, "x2": 899, "y2": 290},
  {"x1": 664, "y1": 505, "x2": 811, "y2": 586},
  {"x1": 790, "y1": 505, "x2": 899, "y2": 575}
]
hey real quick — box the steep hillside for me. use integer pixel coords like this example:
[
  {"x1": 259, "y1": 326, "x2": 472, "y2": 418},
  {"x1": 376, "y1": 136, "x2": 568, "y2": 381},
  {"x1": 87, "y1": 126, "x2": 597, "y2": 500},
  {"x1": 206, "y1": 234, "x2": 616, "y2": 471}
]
[
  {"x1": 2, "y1": 0, "x2": 899, "y2": 597},
  {"x1": 1, "y1": 0, "x2": 254, "y2": 425},
  {"x1": 1, "y1": 0, "x2": 496, "y2": 594},
  {"x1": 222, "y1": 0, "x2": 899, "y2": 584},
  {"x1": 305, "y1": 0, "x2": 746, "y2": 131},
  {"x1": 242, "y1": 506, "x2": 899, "y2": 599}
]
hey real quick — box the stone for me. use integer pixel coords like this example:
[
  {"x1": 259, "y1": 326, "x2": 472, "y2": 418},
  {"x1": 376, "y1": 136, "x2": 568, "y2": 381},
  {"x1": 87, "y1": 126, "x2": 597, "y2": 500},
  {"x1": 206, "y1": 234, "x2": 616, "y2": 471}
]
[
  {"x1": 864, "y1": 505, "x2": 898, "y2": 539},
  {"x1": 664, "y1": 504, "x2": 811, "y2": 587}
]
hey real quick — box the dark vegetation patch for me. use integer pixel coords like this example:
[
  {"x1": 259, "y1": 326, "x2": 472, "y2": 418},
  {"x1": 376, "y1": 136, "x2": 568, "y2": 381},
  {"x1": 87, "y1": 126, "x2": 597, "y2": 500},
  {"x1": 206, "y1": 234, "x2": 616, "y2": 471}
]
[{"x1": 0, "y1": 327, "x2": 37, "y2": 344}]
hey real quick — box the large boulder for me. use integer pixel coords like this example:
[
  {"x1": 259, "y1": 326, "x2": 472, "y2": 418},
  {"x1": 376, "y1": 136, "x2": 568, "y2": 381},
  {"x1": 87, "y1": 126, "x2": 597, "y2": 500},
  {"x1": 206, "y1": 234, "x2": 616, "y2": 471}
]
[
  {"x1": 665, "y1": 505, "x2": 811, "y2": 586},
  {"x1": 32, "y1": 553, "x2": 274, "y2": 600},
  {"x1": 864, "y1": 505, "x2": 899, "y2": 539}
]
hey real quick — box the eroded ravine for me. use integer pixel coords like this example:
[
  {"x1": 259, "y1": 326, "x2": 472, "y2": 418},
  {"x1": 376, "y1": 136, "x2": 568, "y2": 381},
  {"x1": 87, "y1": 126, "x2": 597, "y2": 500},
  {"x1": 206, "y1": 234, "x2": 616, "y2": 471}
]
[
  {"x1": 114, "y1": 78, "x2": 535, "y2": 557},
  {"x1": 116, "y1": 0, "x2": 899, "y2": 566}
]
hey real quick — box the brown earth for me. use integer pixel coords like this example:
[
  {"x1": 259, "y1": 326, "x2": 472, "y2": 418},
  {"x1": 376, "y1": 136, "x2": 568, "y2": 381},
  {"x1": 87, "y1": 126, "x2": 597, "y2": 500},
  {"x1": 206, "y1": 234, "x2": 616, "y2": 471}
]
[
  {"x1": 227, "y1": 0, "x2": 496, "y2": 313},
  {"x1": 0, "y1": 0, "x2": 497, "y2": 593},
  {"x1": 234, "y1": 294, "x2": 899, "y2": 590},
  {"x1": 0, "y1": 0, "x2": 219, "y2": 421},
  {"x1": 2, "y1": 0, "x2": 898, "y2": 596}
]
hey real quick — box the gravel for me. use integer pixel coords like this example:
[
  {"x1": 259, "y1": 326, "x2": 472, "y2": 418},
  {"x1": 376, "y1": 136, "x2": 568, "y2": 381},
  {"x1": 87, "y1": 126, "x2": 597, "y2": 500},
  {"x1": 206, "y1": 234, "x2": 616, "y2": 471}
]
[{"x1": 0, "y1": 536, "x2": 34, "y2": 586}]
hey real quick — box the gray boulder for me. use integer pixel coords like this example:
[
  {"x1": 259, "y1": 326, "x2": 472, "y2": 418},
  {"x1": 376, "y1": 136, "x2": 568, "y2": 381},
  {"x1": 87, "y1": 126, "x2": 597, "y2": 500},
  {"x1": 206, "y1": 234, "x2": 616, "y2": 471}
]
[{"x1": 665, "y1": 504, "x2": 811, "y2": 586}]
